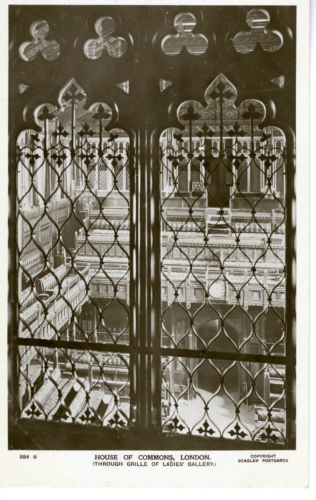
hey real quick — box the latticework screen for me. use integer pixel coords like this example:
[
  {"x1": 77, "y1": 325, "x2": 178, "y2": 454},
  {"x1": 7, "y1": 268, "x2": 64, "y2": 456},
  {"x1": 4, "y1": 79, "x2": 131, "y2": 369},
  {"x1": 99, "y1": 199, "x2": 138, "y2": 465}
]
[{"x1": 9, "y1": 5, "x2": 296, "y2": 451}]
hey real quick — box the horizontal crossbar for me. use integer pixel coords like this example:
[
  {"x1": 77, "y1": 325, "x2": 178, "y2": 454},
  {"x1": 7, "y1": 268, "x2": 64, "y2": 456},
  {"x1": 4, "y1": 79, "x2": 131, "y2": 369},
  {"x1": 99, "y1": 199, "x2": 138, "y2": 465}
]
[{"x1": 14, "y1": 338, "x2": 294, "y2": 365}]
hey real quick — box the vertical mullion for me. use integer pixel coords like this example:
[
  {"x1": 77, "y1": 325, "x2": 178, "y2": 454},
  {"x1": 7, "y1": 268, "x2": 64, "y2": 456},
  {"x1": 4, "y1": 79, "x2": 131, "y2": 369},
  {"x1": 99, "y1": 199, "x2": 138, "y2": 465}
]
[
  {"x1": 9, "y1": 12, "x2": 20, "y2": 426},
  {"x1": 149, "y1": 132, "x2": 162, "y2": 432},
  {"x1": 285, "y1": 130, "x2": 296, "y2": 449},
  {"x1": 136, "y1": 124, "x2": 149, "y2": 428},
  {"x1": 138, "y1": 126, "x2": 149, "y2": 428},
  {"x1": 134, "y1": 6, "x2": 163, "y2": 432},
  {"x1": 8, "y1": 130, "x2": 19, "y2": 425},
  {"x1": 134, "y1": 9, "x2": 151, "y2": 423},
  {"x1": 128, "y1": 135, "x2": 137, "y2": 427}
]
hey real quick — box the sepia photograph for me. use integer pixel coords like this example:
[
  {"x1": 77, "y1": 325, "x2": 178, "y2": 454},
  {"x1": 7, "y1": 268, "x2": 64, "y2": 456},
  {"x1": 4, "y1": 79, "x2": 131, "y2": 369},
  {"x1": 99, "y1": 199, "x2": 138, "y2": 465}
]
[{"x1": 1, "y1": 0, "x2": 310, "y2": 488}]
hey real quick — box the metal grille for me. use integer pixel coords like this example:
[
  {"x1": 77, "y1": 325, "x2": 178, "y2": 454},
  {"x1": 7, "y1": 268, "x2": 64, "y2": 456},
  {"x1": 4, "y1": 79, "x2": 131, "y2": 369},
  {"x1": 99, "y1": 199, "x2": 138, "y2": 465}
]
[
  {"x1": 19, "y1": 346, "x2": 130, "y2": 427},
  {"x1": 162, "y1": 357, "x2": 285, "y2": 444},
  {"x1": 17, "y1": 79, "x2": 132, "y2": 426},
  {"x1": 9, "y1": 5, "x2": 296, "y2": 450},
  {"x1": 160, "y1": 74, "x2": 287, "y2": 444}
]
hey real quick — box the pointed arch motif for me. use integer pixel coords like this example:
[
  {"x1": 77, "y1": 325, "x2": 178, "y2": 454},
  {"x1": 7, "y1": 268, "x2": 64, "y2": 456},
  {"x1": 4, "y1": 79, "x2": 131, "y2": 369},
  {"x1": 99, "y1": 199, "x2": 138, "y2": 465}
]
[
  {"x1": 16, "y1": 79, "x2": 133, "y2": 430},
  {"x1": 160, "y1": 74, "x2": 287, "y2": 444}
]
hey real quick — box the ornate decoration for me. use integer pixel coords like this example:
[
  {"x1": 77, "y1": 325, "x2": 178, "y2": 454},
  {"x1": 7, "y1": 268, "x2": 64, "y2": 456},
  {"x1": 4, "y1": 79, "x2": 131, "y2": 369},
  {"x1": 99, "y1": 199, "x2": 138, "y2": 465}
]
[
  {"x1": 17, "y1": 77, "x2": 131, "y2": 429},
  {"x1": 24, "y1": 401, "x2": 42, "y2": 418},
  {"x1": 79, "y1": 407, "x2": 98, "y2": 425},
  {"x1": 162, "y1": 12, "x2": 208, "y2": 56},
  {"x1": 116, "y1": 81, "x2": 130, "y2": 94},
  {"x1": 19, "y1": 20, "x2": 60, "y2": 62},
  {"x1": 84, "y1": 16, "x2": 127, "y2": 59},
  {"x1": 233, "y1": 9, "x2": 283, "y2": 54},
  {"x1": 160, "y1": 79, "x2": 173, "y2": 93},
  {"x1": 259, "y1": 424, "x2": 280, "y2": 443},
  {"x1": 197, "y1": 420, "x2": 216, "y2": 436},
  {"x1": 161, "y1": 74, "x2": 286, "y2": 444},
  {"x1": 165, "y1": 416, "x2": 186, "y2": 433},
  {"x1": 108, "y1": 411, "x2": 127, "y2": 427},
  {"x1": 228, "y1": 422, "x2": 248, "y2": 439}
]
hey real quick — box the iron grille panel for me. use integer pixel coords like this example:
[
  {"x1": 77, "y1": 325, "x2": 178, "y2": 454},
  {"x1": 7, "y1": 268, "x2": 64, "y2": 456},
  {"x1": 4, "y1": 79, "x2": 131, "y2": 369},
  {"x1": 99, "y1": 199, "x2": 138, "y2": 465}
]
[
  {"x1": 160, "y1": 74, "x2": 287, "y2": 442},
  {"x1": 162, "y1": 357, "x2": 285, "y2": 445},
  {"x1": 17, "y1": 80, "x2": 132, "y2": 424},
  {"x1": 19, "y1": 346, "x2": 130, "y2": 428}
]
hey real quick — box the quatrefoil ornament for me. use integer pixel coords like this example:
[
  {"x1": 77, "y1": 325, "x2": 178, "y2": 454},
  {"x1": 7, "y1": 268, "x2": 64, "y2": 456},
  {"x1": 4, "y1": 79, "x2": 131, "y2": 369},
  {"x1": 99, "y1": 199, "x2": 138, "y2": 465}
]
[
  {"x1": 84, "y1": 16, "x2": 127, "y2": 59},
  {"x1": 233, "y1": 9, "x2": 283, "y2": 54},
  {"x1": 19, "y1": 20, "x2": 60, "y2": 62},
  {"x1": 162, "y1": 12, "x2": 208, "y2": 56}
]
